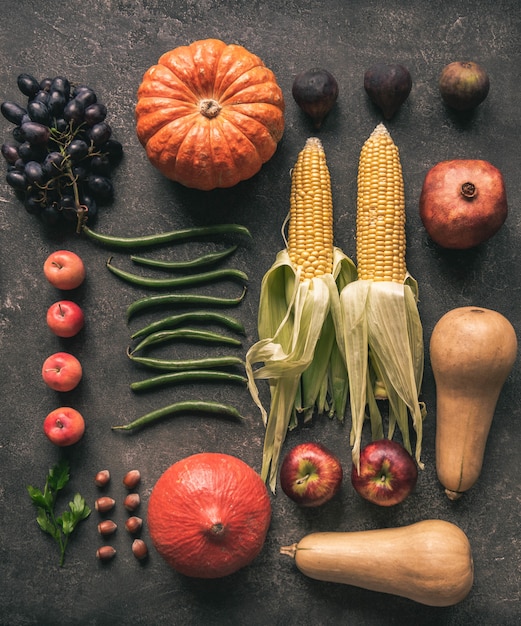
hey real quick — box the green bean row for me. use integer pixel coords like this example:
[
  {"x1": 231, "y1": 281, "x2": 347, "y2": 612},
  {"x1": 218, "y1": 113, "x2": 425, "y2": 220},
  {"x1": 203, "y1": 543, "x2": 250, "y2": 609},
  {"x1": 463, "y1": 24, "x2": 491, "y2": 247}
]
[
  {"x1": 130, "y1": 327, "x2": 242, "y2": 354},
  {"x1": 107, "y1": 257, "x2": 248, "y2": 290},
  {"x1": 94, "y1": 223, "x2": 250, "y2": 429},
  {"x1": 111, "y1": 400, "x2": 244, "y2": 431},
  {"x1": 127, "y1": 349, "x2": 245, "y2": 371},
  {"x1": 130, "y1": 245, "x2": 238, "y2": 271},
  {"x1": 126, "y1": 288, "x2": 247, "y2": 320},
  {"x1": 83, "y1": 223, "x2": 251, "y2": 248},
  {"x1": 130, "y1": 369, "x2": 248, "y2": 393},
  {"x1": 131, "y1": 311, "x2": 245, "y2": 339}
]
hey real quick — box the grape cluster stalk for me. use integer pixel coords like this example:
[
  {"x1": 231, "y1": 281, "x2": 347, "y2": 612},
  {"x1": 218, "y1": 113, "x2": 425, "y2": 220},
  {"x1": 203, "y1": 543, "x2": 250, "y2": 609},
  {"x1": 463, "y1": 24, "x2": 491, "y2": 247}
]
[{"x1": 1, "y1": 73, "x2": 123, "y2": 232}]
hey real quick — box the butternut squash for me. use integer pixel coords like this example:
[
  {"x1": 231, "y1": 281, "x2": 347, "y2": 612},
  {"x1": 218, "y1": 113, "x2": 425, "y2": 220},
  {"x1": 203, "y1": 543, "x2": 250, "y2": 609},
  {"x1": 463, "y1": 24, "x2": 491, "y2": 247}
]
[
  {"x1": 280, "y1": 520, "x2": 473, "y2": 607},
  {"x1": 430, "y1": 306, "x2": 517, "y2": 500}
]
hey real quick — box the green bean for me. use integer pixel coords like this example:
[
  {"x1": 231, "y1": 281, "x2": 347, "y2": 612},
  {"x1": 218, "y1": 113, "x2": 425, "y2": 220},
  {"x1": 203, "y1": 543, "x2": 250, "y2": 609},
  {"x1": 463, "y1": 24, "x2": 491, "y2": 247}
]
[
  {"x1": 127, "y1": 350, "x2": 245, "y2": 371},
  {"x1": 130, "y1": 369, "x2": 248, "y2": 392},
  {"x1": 131, "y1": 311, "x2": 245, "y2": 339},
  {"x1": 131, "y1": 328, "x2": 242, "y2": 354},
  {"x1": 107, "y1": 257, "x2": 248, "y2": 290},
  {"x1": 130, "y1": 245, "x2": 238, "y2": 271},
  {"x1": 111, "y1": 400, "x2": 244, "y2": 431},
  {"x1": 126, "y1": 287, "x2": 247, "y2": 320},
  {"x1": 83, "y1": 223, "x2": 251, "y2": 248}
]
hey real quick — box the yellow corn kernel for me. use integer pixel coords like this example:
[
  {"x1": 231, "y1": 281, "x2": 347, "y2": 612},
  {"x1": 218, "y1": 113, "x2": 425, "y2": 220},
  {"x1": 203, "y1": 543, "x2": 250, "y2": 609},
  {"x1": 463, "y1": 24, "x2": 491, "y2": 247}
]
[
  {"x1": 356, "y1": 123, "x2": 407, "y2": 283},
  {"x1": 287, "y1": 137, "x2": 334, "y2": 281}
]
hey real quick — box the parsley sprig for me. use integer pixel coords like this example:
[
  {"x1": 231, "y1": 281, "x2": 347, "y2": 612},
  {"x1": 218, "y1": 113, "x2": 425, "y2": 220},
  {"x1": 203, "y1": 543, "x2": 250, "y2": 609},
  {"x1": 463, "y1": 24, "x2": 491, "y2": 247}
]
[{"x1": 27, "y1": 459, "x2": 91, "y2": 567}]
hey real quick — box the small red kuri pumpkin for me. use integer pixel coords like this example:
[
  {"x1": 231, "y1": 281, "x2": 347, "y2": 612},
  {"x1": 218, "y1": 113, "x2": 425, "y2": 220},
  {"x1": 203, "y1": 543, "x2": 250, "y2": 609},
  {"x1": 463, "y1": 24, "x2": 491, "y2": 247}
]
[
  {"x1": 147, "y1": 452, "x2": 271, "y2": 578},
  {"x1": 135, "y1": 39, "x2": 285, "y2": 190}
]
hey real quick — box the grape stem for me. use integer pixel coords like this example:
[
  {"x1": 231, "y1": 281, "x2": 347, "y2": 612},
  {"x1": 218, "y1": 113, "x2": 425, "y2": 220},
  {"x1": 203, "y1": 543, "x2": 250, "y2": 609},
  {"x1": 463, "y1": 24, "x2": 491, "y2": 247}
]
[{"x1": 48, "y1": 121, "x2": 94, "y2": 233}]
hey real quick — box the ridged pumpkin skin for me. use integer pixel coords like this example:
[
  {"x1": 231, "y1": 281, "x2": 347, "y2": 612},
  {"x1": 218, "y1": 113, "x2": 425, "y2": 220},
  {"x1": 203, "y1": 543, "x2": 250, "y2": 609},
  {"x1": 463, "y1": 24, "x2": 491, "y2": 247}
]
[
  {"x1": 430, "y1": 306, "x2": 517, "y2": 499},
  {"x1": 135, "y1": 39, "x2": 285, "y2": 190},
  {"x1": 282, "y1": 520, "x2": 474, "y2": 607},
  {"x1": 147, "y1": 452, "x2": 271, "y2": 578}
]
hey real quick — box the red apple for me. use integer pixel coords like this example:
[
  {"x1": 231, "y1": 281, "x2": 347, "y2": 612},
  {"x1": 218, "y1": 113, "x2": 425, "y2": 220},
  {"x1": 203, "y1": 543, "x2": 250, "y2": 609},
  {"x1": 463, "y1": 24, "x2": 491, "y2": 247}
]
[
  {"x1": 46, "y1": 300, "x2": 85, "y2": 338},
  {"x1": 419, "y1": 159, "x2": 507, "y2": 249},
  {"x1": 42, "y1": 352, "x2": 83, "y2": 392},
  {"x1": 44, "y1": 250, "x2": 86, "y2": 290},
  {"x1": 43, "y1": 407, "x2": 85, "y2": 446},
  {"x1": 351, "y1": 439, "x2": 418, "y2": 507},
  {"x1": 279, "y1": 442, "x2": 343, "y2": 507}
]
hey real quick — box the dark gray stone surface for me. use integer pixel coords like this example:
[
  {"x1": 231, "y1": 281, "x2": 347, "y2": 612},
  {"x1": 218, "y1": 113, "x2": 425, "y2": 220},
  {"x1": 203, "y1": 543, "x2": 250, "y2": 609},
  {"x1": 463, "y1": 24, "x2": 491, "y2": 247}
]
[{"x1": 1, "y1": 1, "x2": 520, "y2": 624}]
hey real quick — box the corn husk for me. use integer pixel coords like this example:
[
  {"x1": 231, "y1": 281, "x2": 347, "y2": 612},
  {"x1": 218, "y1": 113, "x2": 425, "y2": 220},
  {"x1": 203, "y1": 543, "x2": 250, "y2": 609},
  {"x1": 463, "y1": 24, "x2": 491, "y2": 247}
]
[
  {"x1": 245, "y1": 246, "x2": 356, "y2": 492},
  {"x1": 338, "y1": 267, "x2": 425, "y2": 471}
]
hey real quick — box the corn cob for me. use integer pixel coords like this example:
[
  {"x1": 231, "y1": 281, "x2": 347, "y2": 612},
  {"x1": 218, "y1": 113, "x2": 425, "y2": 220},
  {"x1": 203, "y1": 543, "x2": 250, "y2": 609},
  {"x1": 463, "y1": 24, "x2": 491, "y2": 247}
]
[
  {"x1": 338, "y1": 123, "x2": 425, "y2": 471},
  {"x1": 287, "y1": 137, "x2": 334, "y2": 281},
  {"x1": 245, "y1": 137, "x2": 356, "y2": 492},
  {"x1": 356, "y1": 124, "x2": 406, "y2": 283}
]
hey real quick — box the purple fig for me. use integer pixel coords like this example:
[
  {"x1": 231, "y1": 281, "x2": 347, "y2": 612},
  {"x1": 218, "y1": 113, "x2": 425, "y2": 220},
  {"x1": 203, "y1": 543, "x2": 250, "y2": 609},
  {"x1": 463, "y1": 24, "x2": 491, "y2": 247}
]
[
  {"x1": 439, "y1": 61, "x2": 490, "y2": 111},
  {"x1": 364, "y1": 63, "x2": 412, "y2": 120},
  {"x1": 292, "y1": 68, "x2": 339, "y2": 129}
]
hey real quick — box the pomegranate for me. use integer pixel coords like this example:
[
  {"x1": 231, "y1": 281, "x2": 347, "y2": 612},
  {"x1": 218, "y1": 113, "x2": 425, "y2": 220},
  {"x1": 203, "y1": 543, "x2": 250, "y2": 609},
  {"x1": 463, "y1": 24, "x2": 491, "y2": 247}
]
[
  {"x1": 147, "y1": 452, "x2": 271, "y2": 578},
  {"x1": 419, "y1": 159, "x2": 507, "y2": 249}
]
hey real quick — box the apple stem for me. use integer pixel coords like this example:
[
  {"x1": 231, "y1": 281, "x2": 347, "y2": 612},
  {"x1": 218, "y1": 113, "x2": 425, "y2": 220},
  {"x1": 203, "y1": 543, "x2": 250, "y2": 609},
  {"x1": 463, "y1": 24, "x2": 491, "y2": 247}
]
[
  {"x1": 461, "y1": 182, "x2": 477, "y2": 199},
  {"x1": 56, "y1": 419, "x2": 64, "y2": 430},
  {"x1": 295, "y1": 474, "x2": 310, "y2": 485}
]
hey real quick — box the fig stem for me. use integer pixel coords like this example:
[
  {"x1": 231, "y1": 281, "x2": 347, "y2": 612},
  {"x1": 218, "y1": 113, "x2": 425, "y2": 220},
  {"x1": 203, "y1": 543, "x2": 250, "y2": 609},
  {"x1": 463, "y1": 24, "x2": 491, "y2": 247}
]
[{"x1": 461, "y1": 182, "x2": 477, "y2": 199}]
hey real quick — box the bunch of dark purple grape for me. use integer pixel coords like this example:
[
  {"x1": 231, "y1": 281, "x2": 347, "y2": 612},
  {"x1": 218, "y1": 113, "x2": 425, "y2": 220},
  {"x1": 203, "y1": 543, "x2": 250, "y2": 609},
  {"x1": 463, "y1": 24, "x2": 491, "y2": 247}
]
[{"x1": 1, "y1": 73, "x2": 123, "y2": 231}]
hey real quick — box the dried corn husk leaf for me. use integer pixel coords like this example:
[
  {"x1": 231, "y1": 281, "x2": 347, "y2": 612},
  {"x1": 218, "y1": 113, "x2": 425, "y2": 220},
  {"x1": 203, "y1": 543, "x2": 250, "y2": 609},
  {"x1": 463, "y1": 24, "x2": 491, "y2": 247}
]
[
  {"x1": 338, "y1": 277, "x2": 425, "y2": 470},
  {"x1": 246, "y1": 247, "x2": 356, "y2": 492}
]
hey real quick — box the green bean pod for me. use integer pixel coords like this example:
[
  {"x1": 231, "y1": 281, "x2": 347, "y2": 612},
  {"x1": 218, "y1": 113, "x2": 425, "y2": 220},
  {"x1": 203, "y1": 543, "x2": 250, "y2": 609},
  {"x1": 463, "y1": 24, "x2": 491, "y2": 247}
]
[
  {"x1": 131, "y1": 311, "x2": 245, "y2": 339},
  {"x1": 130, "y1": 245, "x2": 238, "y2": 271},
  {"x1": 107, "y1": 258, "x2": 248, "y2": 289},
  {"x1": 126, "y1": 288, "x2": 247, "y2": 320},
  {"x1": 130, "y1": 369, "x2": 248, "y2": 392},
  {"x1": 131, "y1": 327, "x2": 242, "y2": 354},
  {"x1": 111, "y1": 400, "x2": 244, "y2": 431},
  {"x1": 127, "y1": 350, "x2": 245, "y2": 371},
  {"x1": 83, "y1": 223, "x2": 251, "y2": 248}
]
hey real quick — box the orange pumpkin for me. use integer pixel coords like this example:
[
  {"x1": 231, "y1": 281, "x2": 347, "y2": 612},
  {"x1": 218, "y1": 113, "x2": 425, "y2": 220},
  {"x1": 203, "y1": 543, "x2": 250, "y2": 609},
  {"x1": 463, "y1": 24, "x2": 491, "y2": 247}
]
[
  {"x1": 135, "y1": 39, "x2": 285, "y2": 190},
  {"x1": 147, "y1": 452, "x2": 272, "y2": 578}
]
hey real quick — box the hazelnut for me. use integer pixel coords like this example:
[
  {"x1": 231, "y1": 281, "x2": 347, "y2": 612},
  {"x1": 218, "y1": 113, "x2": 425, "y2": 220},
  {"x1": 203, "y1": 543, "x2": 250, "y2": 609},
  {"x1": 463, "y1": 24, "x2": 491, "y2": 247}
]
[
  {"x1": 124, "y1": 493, "x2": 141, "y2": 512},
  {"x1": 95, "y1": 496, "x2": 116, "y2": 513},
  {"x1": 97, "y1": 520, "x2": 118, "y2": 536},
  {"x1": 132, "y1": 539, "x2": 148, "y2": 561},
  {"x1": 96, "y1": 545, "x2": 116, "y2": 561},
  {"x1": 123, "y1": 470, "x2": 141, "y2": 490},
  {"x1": 94, "y1": 469, "x2": 111, "y2": 487},
  {"x1": 125, "y1": 516, "x2": 143, "y2": 534}
]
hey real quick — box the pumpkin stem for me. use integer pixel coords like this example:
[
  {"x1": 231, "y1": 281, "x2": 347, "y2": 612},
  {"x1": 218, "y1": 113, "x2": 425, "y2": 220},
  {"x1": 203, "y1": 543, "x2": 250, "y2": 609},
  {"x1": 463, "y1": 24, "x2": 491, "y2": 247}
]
[
  {"x1": 210, "y1": 522, "x2": 225, "y2": 536},
  {"x1": 200, "y1": 99, "x2": 222, "y2": 119}
]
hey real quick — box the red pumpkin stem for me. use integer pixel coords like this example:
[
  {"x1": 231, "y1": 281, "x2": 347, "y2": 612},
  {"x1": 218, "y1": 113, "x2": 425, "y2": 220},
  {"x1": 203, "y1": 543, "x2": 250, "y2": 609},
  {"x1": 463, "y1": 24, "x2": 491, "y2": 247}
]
[{"x1": 210, "y1": 522, "x2": 225, "y2": 536}]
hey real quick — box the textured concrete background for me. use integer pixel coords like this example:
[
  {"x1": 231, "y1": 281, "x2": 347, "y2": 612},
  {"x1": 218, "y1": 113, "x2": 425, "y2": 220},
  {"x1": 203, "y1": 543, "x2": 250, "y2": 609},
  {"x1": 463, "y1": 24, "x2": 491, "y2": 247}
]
[{"x1": 0, "y1": 0, "x2": 520, "y2": 624}]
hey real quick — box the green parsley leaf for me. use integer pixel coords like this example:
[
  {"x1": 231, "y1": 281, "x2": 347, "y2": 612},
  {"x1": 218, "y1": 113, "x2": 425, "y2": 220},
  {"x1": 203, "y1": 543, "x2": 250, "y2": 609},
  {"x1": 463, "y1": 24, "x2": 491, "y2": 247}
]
[{"x1": 28, "y1": 460, "x2": 90, "y2": 566}]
